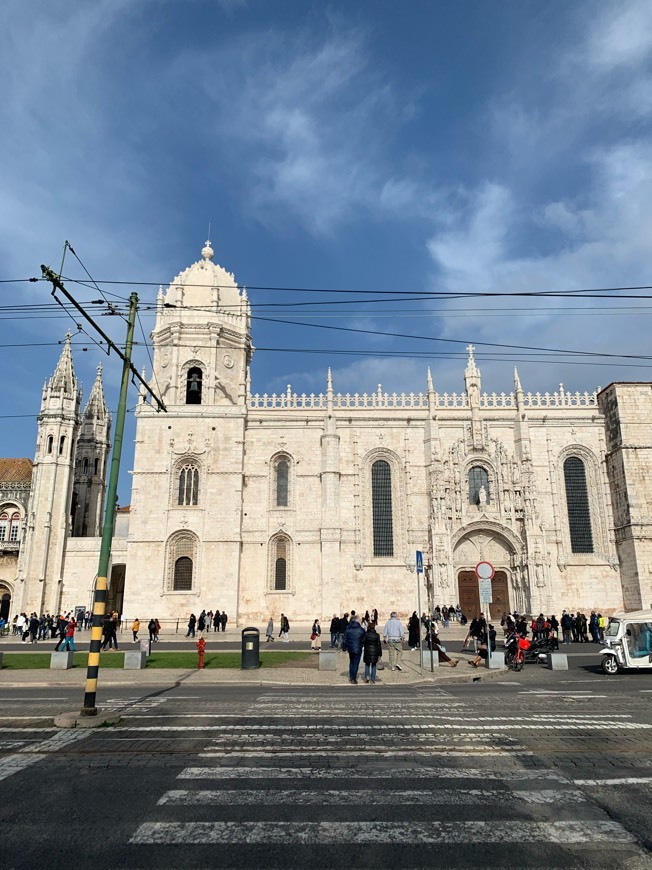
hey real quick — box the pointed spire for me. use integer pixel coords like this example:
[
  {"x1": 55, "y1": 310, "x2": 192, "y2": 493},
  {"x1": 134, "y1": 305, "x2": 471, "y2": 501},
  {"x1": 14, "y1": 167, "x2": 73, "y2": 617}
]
[
  {"x1": 514, "y1": 367, "x2": 522, "y2": 393},
  {"x1": 49, "y1": 332, "x2": 77, "y2": 394},
  {"x1": 327, "y1": 367, "x2": 333, "y2": 392},
  {"x1": 427, "y1": 367, "x2": 434, "y2": 393},
  {"x1": 465, "y1": 344, "x2": 479, "y2": 378},
  {"x1": 84, "y1": 364, "x2": 107, "y2": 419}
]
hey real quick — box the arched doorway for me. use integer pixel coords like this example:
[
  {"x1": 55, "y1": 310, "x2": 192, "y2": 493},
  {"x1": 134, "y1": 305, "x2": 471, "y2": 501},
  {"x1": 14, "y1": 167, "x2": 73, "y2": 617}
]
[
  {"x1": 0, "y1": 588, "x2": 11, "y2": 623},
  {"x1": 453, "y1": 527, "x2": 516, "y2": 620},
  {"x1": 106, "y1": 564, "x2": 126, "y2": 616}
]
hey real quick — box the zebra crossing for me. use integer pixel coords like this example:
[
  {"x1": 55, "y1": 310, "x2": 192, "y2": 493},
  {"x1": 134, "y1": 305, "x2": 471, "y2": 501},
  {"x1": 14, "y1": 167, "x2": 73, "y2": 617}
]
[{"x1": 126, "y1": 690, "x2": 650, "y2": 867}]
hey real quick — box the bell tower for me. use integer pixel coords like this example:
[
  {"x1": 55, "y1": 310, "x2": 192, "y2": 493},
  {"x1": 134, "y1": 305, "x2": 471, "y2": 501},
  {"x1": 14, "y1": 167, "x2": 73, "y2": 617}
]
[
  {"x1": 72, "y1": 364, "x2": 111, "y2": 537},
  {"x1": 149, "y1": 239, "x2": 253, "y2": 408},
  {"x1": 17, "y1": 334, "x2": 81, "y2": 614}
]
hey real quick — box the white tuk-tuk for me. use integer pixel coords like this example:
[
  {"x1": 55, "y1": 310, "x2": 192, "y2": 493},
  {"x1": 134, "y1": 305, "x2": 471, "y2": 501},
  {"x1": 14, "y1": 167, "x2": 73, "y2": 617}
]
[{"x1": 601, "y1": 609, "x2": 652, "y2": 675}]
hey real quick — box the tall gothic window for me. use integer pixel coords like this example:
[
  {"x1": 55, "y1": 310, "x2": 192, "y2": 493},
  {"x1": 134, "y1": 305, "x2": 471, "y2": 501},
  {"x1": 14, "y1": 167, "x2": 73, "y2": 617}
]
[
  {"x1": 173, "y1": 557, "x2": 193, "y2": 591},
  {"x1": 46, "y1": 436, "x2": 53, "y2": 454},
  {"x1": 564, "y1": 457, "x2": 594, "y2": 554},
  {"x1": 186, "y1": 367, "x2": 203, "y2": 405},
  {"x1": 178, "y1": 464, "x2": 199, "y2": 506},
  {"x1": 469, "y1": 466, "x2": 490, "y2": 505},
  {"x1": 276, "y1": 458, "x2": 289, "y2": 507},
  {"x1": 59, "y1": 435, "x2": 66, "y2": 455},
  {"x1": 274, "y1": 537, "x2": 288, "y2": 590},
  {"x1": 9, "y1": 513, "x2": 20, "y2": 542},
  {"x1": 372, "y1": 459, "x2": 394, "y2": 557},
  {"x1": 166, "y1": 531, "x2": 198, "y2": 592},
  {"x1": 0, "y1": 513, "x2": 7, "y2": 542}
]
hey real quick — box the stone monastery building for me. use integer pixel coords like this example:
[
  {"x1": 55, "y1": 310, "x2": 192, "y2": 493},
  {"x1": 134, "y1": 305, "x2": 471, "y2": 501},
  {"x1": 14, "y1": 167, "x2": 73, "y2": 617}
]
[{"x1": 4, "y1": 242, "x2": 652, "y2": 625}]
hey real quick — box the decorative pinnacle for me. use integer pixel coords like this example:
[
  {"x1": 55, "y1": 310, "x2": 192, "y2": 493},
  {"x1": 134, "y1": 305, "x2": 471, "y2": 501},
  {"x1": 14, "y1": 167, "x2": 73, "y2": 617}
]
[
  {"x1": 201, "y1": 239, "x2": 214, "y2": 261},
  {"x1": 427, "y1": 367, "x2": 434, "y2": 392},
  {"x1": 514, "y1": 367, "x2": 522, "y2": 392},
  {"x1": 327, "y1": 368, "x2": 333, "y2": 391}
]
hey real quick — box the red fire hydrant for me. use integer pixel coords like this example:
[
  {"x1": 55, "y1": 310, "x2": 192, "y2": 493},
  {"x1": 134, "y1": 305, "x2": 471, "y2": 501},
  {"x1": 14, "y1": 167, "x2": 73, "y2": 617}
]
[{"x1": 196, "y1": 636, "x2": 206, "y2": 669}]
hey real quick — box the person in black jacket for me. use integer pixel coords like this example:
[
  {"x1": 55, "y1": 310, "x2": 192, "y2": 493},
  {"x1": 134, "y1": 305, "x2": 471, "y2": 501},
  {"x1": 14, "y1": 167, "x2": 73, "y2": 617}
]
[
  {"x1": 337, "y1": 613, "x2": 349, "y2": 649},
  {"x1": 329, "y1": 614, "x2": 339, "y2": 648},
  {"x1": 363, "y1": 622, "x2": 382, "y2": 683},
  {"x1": 342, "y1": 615, "x2": 365, "y2": 684}
]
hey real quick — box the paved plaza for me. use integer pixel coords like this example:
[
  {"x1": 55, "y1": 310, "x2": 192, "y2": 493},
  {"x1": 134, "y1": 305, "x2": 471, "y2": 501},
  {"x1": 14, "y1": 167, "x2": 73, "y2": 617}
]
[{"x1": 1, "y1": 651, "x2": 652, "y2": 869}]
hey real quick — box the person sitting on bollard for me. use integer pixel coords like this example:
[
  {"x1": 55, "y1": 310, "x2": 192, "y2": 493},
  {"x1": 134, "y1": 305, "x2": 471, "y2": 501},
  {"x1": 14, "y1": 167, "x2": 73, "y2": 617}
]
[{"x1": 469, "y1": 624, "x2": 497, "y2": 667}]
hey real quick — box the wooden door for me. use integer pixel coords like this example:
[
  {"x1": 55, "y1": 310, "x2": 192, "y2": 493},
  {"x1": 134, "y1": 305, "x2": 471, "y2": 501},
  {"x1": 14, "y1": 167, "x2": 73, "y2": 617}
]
[
  {"x1": 458, "y1": 571, "x2": 480, "y2": 620},
  {"x1": 490, "y1": 571, "x2": 510, "y2": 621}
]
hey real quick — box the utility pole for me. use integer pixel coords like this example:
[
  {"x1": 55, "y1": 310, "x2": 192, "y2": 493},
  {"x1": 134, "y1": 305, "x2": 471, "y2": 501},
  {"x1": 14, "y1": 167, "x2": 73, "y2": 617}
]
[
  {"x1": 41, "y1": 263, "x2": 165, "y2": 715},
  {"x1": 81, "y1": 291, "x2": 137, "y2": 714}
]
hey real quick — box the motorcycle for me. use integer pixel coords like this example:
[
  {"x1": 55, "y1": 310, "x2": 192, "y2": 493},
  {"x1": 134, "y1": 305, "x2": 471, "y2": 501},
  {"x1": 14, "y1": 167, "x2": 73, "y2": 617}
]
[{"x1": 504, "y1": 631, "x2": 555, "y2": 671}]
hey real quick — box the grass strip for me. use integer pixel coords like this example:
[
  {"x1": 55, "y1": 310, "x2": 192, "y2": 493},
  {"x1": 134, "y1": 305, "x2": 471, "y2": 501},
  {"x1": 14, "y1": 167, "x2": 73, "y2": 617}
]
[{"x1": 0, "y1": 651, "x2": 314, "y2": 670}]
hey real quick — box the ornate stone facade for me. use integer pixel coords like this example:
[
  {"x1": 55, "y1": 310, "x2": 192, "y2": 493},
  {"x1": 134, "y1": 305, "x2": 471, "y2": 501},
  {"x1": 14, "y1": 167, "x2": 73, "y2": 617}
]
[{"x1": 9, "y1": 244, "x2": 652, "y2": 623}]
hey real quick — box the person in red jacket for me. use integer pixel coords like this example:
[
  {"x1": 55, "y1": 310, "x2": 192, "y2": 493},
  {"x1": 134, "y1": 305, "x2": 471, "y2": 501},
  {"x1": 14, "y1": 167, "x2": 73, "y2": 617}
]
[{"x1": 59, "y1": 616, "x2": 77, "y2": 652}]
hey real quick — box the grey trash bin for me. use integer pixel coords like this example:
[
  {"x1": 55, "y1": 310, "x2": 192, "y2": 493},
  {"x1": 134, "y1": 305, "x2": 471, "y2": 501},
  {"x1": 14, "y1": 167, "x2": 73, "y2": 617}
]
[{"x1": 241, "y1": 627, "x2": 260, "y2": 670}]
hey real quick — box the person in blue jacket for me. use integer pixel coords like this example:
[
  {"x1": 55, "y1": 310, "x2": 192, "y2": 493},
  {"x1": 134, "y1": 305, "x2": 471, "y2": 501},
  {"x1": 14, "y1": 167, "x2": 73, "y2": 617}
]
[{"x1": 341, "y1": 614, "x2": 366, "y2": 684}]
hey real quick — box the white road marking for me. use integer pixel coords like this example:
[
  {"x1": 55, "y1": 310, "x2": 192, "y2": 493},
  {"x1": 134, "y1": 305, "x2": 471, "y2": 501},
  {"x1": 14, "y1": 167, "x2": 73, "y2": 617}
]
[
  {"x1": 113, "y1": 722, "x2": 649, "y2": 731},
  {"x1": 178, "y1": 766, "x2": 569, "y2": 781},
  {"x1": 199, "y1": 750, "x2": 535, "y2": 758},
  {"x1": 0, "y1": 716, "x2": 59, "y2": 720},
  {"x1": 130, "y1": 820, "x2": 635, "y2": 845},
  {"x1": 158, "y1": 788, "x2": 585, "y2": 806},
  {"x1": 574, "y1": 777, "x2": 652, "y2": 786},
  {"x1": 0, "y1": 729, "x2": 90, "y2": 782}
]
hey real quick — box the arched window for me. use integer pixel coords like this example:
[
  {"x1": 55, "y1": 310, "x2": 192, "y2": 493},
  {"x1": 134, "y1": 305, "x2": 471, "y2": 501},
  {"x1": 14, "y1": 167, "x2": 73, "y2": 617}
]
[
  {"x1": 186, "y1": 367, "x2": 203, "y2": 404},
  {"x1": 83, "y1": 458, "x2": 89, "y2": 475},
  {"x1": 173, "y1": 556, "x2": 193, "y2": 591},
  {"x1": 166, "y1": 531, "x2": 198, "y2": 592},
  {"x1": 564, "y1": 457, "x2": 594, "y2": 554},
  {"x1": 371, "y1": 459, "x2": 394, "y2": 557},
  {"x1": 469, "y1": 466, "x2": 490, "y2": 505},
  {"x1": 178, "y1": 464, "x2": 199, "y2": 506},
  {"x1": 9, "y1": 513, "x2": 20, "y2": 542},
  {"x1": 276, "y1": 458, "x2": 289, "y2": 507},
  {"x1": 274, "y1": 537, "x2": 288, "y2": 590},
  {"x1": 0, "y1": 513, "x2": 8, "y2": 542},
  {"x1": 94, "y1": 458, "x2": 99, "y2": 475},
  {"x1": 46, "y1": 435, "x2": 53, "y2": 455},
  {"x1": 59, "y1": 435, "x2": 66, "y2": 455}
]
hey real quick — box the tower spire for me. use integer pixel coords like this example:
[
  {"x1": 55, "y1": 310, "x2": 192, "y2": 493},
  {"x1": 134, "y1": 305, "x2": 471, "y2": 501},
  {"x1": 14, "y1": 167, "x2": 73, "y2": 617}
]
[
  {"x1": 84, "y1": 364, "x2": 107, "y2": 420},
  {"x1": 49, "y1": 332, "x2": 77, "y2": 394}
]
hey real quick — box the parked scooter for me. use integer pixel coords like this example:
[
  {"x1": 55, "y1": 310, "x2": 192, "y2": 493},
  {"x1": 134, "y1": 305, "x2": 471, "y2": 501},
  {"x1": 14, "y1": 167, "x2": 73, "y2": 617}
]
[{"x1": 505, "y1": 630, "x2": 554, "y2": 671}]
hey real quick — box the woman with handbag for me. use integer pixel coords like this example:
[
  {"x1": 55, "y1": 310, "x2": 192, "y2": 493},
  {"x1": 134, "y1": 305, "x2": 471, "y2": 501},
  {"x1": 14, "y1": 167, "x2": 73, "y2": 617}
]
[{"x1": 310, "y1": 619, "x2": 322, "y2": 650}]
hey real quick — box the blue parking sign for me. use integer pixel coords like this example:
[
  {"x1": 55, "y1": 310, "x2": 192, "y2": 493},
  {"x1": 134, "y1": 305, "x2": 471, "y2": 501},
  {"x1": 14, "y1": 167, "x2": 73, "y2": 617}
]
[{"x1": 416, "y1": 550, "x2": 424, "y2": 574}]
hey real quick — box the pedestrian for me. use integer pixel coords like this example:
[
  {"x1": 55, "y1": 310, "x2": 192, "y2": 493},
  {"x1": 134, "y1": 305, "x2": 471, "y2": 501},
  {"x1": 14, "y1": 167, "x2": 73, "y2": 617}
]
[
  {"x1": 382, "y1": 611, "x2": 405, "y2": 672},
  {"x1": 198, "y1": 610, "x2": 206, "y2": 633},
  {"x1": 363, "y1": 620, "x2": 382, "y2": 683},
  {"x1": 148, "y1": 618, "x2": 157, "y2": 643},
  {"x1": 220, "y1": 611, "x2": 228, "y2": 632},
  {"x1": 279, "y1": 613, "x2": 290, "y2": 642},
  {"x1": 265, "y1": 617, "x2": 274, "y2": 642},
  {"x1": 59, "y1": 616, "x2": 77, "y2": 652},
  {"x1": 132, "y1": 618, "x2": 140, "y2": 643},
  {"x1": 329, "y1": 614, "x2": 339, "y2": 648},
  {"x1": 29, "y1": 613, "x2": 39, "y2": 644},
  {"x1": 342, "y1": 614, "x2": 366, "y2": 684},
  {"x1": 53, "y1": 615, "x2": 67, "y2": 651},
  {"x1": 430, "y1": 626, "x2": 458, "y2": 667},
  {"x1": 337, "y1": 612, "x2": 349, "y2": 649},
  {"x1": 469, "y1": 623, "x2": 496, "y2": 667},
  {"x1": 408, "y1": 611, "x2": 420, "y2": 650},
  {"x1": 310, "y1": 619, "x2": 322, "y2": 651},
  {"x1": 186, "y1": 613, "x2": 196, "y2": 638},
  {"x1": 213, "y1": 610, "x2": 221, "y2": 632},
  {"x1": 102, "y1": 612, "x2": 119, "y2": 650}
]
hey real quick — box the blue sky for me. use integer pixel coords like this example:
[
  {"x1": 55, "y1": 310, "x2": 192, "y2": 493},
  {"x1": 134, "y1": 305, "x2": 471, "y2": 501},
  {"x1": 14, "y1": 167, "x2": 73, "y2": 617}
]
[{"x1": 3, "y1": 0, "x2": 652, "y2": 501}]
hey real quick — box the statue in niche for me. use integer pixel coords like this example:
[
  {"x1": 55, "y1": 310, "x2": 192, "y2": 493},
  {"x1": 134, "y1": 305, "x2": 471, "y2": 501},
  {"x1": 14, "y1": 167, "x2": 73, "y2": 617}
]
[
  {"x1": 478, "y1": 485, "x2": 487, "y2": 508},
  {"x1": 535, "y1": 563, "x2": 545, "y2": 587}
]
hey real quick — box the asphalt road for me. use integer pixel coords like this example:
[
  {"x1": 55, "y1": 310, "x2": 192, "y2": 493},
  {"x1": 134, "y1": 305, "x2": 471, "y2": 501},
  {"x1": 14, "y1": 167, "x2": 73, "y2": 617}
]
[{"x1": 1, "y1": 663, "x2": 651, "y2": 869}]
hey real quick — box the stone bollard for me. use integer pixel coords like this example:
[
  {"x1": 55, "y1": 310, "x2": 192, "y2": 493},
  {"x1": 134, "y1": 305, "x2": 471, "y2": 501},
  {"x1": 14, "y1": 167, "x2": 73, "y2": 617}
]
[
  {"x1": 319, "y1": 650, "x2": 337, "y2": 671},
  {"x1": 50, "y1": 651, "x2": 74, "y2": 670},
  {"x1": 123, "y1": 651, "x2": 147, "y2": 670},
  {"x1": 486, "y1": 651, "x2": 505, "y2": 669},
  {"x1": 547, "y1": 652, "x2": 569, "y2": 670},
  {"x1": 0, "y1": 652, "x2": 4, "y2": 669}
]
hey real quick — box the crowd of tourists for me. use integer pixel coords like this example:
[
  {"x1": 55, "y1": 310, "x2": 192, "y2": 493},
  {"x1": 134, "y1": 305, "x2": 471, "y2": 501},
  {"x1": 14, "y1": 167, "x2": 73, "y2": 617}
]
[{"x1": 185, "y1": 609, "x2": 228, "y2": 636}]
